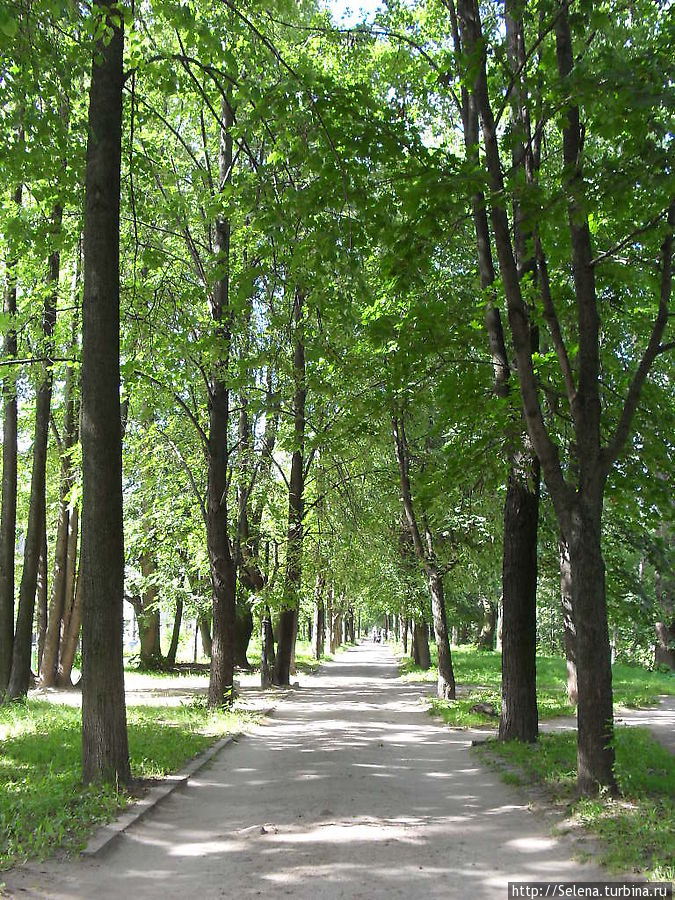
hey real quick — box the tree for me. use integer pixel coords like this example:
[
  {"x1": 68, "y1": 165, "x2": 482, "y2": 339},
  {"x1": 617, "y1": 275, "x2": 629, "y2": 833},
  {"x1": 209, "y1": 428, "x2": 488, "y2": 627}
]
[{"x1": 80, "y1": 0, "x2": 130, "y2": 784}]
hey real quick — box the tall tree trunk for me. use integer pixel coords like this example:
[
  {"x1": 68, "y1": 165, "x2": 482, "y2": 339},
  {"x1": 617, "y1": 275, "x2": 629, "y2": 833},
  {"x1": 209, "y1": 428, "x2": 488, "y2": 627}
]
[
  {"x1": 450, "y1": 0, "x2": 539, "y2": 741},
  {"x1": 80, "y1": 0, "x2": 130, "y2": 784},
  {"x1": 198, "y1": 613, "x2": 212, "y2": 658},
  {"x1": 401, "y1": 615, "x2": 409, "y2": 654},
  {"x1": 499, "y1": 463, "x2": 539, "y2": 741},
  {"x1": 234, "y1": 601, "x2": 254, "y2": 669},
  {"x1": 57, "y1": 570, "x2": 82, "y2": 688},
  {"x1": 36, "y1": 534, "x2": 48, "y2": 676},
  {"x1": 392, "y1": 414, "x2": 455, "y2": 698},
  {"x1": 207, "y1": 95, "x2": 236, "y2": 707},
  {"x1": 165, "y1": 596, "x2": 183, "y2": 669},
  {"x1": 7, "y1": 205, "x2": 60, "y2": 700},
  {"x1": 413, "y1": 619, "x2": 431, "y2": 670},
  {"x1": 559, "y1": 534, "x2": 578, "y2": 703},
  {"x1": 312, "y1": 572, "x2": 325, "y2": 660},
  {"x1": 274, "y1": 289, "x2": 306, "y2": 686},
  {"x1": 260, "y1": 605, "x2": 275, "y2": 688},
  {"x1": 56, "y1": 506, "x2": 79, "y2": 687},
  {"x1": 0, "y1": 181, "x2": 22, "y2": 698},
  {"x1": 137, "y1": 552, "x2": 161, "y2": 668}
]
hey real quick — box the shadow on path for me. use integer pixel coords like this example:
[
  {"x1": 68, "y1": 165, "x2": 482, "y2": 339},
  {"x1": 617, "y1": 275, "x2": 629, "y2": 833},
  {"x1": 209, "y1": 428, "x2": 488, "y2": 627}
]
[{"x1": 4, "y1": 644, "x2": 613, "y2": 899}]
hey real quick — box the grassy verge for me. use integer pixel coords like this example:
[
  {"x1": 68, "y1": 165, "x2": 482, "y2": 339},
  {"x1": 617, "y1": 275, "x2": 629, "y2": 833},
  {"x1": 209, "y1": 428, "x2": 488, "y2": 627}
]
[
  {"x1": 0, "y1": 700, "x2": 256, "y2": 871},
  {"x1": 475, "y1": 727, "x2": 675, "y2": 881},
  {"x1": 398, "y1": 644, "x2": 674, "y2": 727}
]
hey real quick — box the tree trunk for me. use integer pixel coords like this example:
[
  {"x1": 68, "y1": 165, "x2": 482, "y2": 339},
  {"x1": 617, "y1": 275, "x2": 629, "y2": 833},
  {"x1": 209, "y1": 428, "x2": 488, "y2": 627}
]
[
  {"x1": 402, "y1": 616, "x2": 409, "y2": 654},
  {"x1": 655, "y1": 622, "x2": 675, "y2": 670},
  {"x1": 312, "y1": 573, "x2": 325, "y2": 660},
  {"x1": 165, "y1": 596, "x2": 183, "y2": 669},
  {"x1": 429, "y1": 573, "x2": 455, "y2": 698},
  {"x1": 207, "y1": 95, "x2": 236, "y2": 708},
  {"x1": 413, "y1": 619, "x2": 431, "y2": 670},
  {"x1": 0, "y1": 182, "x2": 21, "y2": 697},
  {"x1": 499, "y1": 469, "x2": 539, "y2": 742},
  {"x1": 136, "y1": 552, "x2": 161, "y2": 668},
  {"x1": 57, "y1": 569, "x2": 81, "y2": 688},
  {"x1": 261, "y1": 606, "x2": 276, "y2": 688},
  {"x1": 568, "y1": 502, "x2": 617, "y2": 794},
  {"x1": 274, "y1": 289, "x2": 306, "y2": 686},
  {"x1": 234, "y1": 601, "x2": 254, "y2": 669},
  {"x1": 559, "y1": 535, "x2": 578, "y2": 703},
  {"x1": 198, "y1": 613, "x2": 212, "y2": 658},
  {"x1": 8, "y1": 205, "x2": 60, "y2": 700},
  {"x1": 36, "y1": 535, "x2": 48, "y2": 676},
  {"x1": 477, "y1": 599, "x2": 497, "y2": 651},
  {"x1": 80, "y1": 0, "x2": 130, "y2": 784}
]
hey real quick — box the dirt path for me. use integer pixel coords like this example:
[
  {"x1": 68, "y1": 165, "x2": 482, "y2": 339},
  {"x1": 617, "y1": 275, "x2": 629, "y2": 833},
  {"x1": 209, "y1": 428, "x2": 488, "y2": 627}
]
[{"x1": 5, "y1": 644, "x2": 615, "y2": 899}]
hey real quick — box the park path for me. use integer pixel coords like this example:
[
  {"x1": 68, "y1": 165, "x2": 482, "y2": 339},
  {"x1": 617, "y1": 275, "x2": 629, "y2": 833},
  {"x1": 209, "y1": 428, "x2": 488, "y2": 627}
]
[{"x1": 5, "y1": 643, "x2": 614, "y2": 899}]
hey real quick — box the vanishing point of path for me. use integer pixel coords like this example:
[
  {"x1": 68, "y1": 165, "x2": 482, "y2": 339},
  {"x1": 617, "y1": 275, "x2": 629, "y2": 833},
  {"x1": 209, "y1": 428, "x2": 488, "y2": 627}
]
[{"x1": 5, "y1": 644, "x2": 612, "y2": 899}]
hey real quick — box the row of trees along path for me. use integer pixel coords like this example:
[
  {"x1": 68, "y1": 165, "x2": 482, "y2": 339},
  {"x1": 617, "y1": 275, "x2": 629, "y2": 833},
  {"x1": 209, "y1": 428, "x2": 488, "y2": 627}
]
[{"x1": 0, "y1": 0, "x2": 673, "y2": 799}]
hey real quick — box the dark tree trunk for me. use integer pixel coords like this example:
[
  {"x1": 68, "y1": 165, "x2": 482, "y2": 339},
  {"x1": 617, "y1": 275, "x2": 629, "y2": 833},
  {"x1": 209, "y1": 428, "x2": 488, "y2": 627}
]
[
  {"x1": 499, "y1": 469, "x2": 539, "y2": 742},
  {"x1": 452, "y1": 0, "x2": 540, "y2": 745},
  {"x1": 413, "y1": 620, "x2": 431, "y2": 670},
  {"x1": 8, "y1": 205, "x2": 60, "y2": 700},
  {"x1": 0, "y1": 182, "x2": 21, "y2": 697},
  {"x1": 429, "y1": 574, "x2": 455, "y2": 699},
  {"x1": 655, "y1": 622, "x2": 675, "y2": 670},
  {"x1": 57, "y1": 569, "x2": 81, "y2": 688},
  {"x1": 261, "y1": 606, "x2": 276, "y2": 689},
  {"x1": 402, "y1": 616, "x2": 408, "y2": 654},
  {"x1": 80, "y1": 0, "x2": 130, "y2": 784},
  {"x1": 477, "y1": 599, "x2": 497, "y2": 651},
  {"x1": 137, "y1": 552, "x2": 161, "y2": 668},
  {"x1": 234, "y1": 602, "x2": 254, "y2": 669},
  {"x1": 559, "y1": 534, "x2": 578, "y2": 703},
  {"x1": 165, "y1": 597, "x2": 183, "y2": 669},
  {"x1": 198, "y1": 613, "x2": 212, "y2": 658},
  {"x1": 36, "y1": 534, "x2": 48, "y2": 676},
  {"x1": 568, "y1": 502, "x2": 616, "y2": 794},
  {"x1": 393, "y1": 415, "x2": 455, "y2": 698},
  {"x1": 274, "y1": 289, "x2": 306, "y2": 686},
  {"x1": 207, "y1": 95, "x2": 236, "y2": 708},
  {"x1": 312, "y1": 572, "x2": 325, "y2": 660}
]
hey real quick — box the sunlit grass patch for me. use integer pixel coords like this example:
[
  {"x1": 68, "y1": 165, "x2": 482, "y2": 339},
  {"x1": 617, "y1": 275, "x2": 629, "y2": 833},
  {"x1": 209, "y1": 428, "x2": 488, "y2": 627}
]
[
  {"x1": 476, "y1": 727, "x2": 675, "y2": 880},
  {"x1": 0, "y1": 700, "x2": 256, "y2": 870}
]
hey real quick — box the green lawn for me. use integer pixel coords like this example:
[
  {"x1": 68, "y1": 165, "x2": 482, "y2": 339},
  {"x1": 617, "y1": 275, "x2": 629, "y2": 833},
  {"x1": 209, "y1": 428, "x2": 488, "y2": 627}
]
[
  {"x1": 476, "y1": 728, "x2": 675, "y2": 881},
  {"x1": 0, "y1": 700, "x2": 256, "y2": 871},
  {"x1": 398, "y1": 644, "x2": 674, "y2": 727}
]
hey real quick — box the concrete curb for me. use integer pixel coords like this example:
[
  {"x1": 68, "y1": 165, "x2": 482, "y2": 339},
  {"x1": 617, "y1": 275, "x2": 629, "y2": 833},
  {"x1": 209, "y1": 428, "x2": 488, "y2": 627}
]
[{"x1": 82, "y1": 705, "x2": 276, "y2": 858}]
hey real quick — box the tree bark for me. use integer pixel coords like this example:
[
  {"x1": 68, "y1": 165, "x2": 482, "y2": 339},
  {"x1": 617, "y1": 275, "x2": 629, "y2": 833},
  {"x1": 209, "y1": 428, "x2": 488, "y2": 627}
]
[
  {"x1": 274, "y1": 289, "x2": 306, "y2": 686},
  {"x1": 413, "y1": 619, "x2": 431, "y2": 670},
  {"x1": 559, "y1": 534, "x2": 578, "y2": 703},
  {"x1": 165, "y1": 596, "x2": 183, "y2": 669},
  {"x1": 8, "y1": 204, "x2": 60, "y2": 700},
  {"x1": 36, "y1": 534, "x2": 48, "y2": 676},
  {"x1": 392, "y1": 414, "x2": 455, "y2": 698},
  {"x1": 234, "y1": 601, "x2": 254, "y2": 669},
  {"x1": 450, "y1": 0, "x2": 539, "y2": 742},
  {"x1": 198, "y1": 613, "x2": 212, "y2": 658},
  {"x1": 80, "y1": 0, "x2": 130, "y2": 784},
  {"x1": 137, "y1": 552, "x2": 161, "y2": 668},
  {"x1": 206, "y1": 94, "x2": 236, "y2": 708},
  {"x1": 312, "y1": 572, "x2": 325, "y2": 660},
  {"x1": 56, "y1": 507, "x2": 80, "y2": 687},
  {"x1": 0, "y1": 181, "x2": 22, "y2": 698},
  {"x1": 499, "y1": 466, "x2": 539, "y2": 742}
]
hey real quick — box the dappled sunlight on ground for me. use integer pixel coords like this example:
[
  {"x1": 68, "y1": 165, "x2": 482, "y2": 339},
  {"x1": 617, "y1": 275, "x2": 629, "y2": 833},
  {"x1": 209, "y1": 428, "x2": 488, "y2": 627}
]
[{"x1": 6, "y1": 644, "x2": 620, "y2": 899}]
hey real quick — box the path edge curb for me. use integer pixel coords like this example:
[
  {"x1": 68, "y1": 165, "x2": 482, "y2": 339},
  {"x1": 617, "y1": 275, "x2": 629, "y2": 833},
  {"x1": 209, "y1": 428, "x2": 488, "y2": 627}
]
[{"x1": 82, "y1": 704, "x2": 276, "y2": 858}]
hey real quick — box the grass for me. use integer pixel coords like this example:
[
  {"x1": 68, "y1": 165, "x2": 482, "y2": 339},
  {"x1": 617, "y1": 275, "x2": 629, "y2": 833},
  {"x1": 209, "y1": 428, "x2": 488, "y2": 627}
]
[
  {"x1": 475, "y1": 727, "x2": 675, "y2": 881},
  {"x1": 398, "y1": 644, "x2": 674, "y2": 727},
  {"x1": 0, "y1": 699, "x2": 256, "y2": 871}
]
